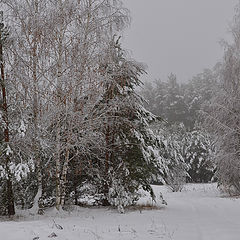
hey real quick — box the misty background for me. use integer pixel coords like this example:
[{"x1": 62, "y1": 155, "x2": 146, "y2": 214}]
[{"x1": 122, "y1": 0, "x2": 238, "y2": 83}]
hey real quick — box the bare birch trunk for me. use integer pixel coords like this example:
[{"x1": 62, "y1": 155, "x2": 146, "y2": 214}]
[
  {"x1": 102, "y1": 123, "x2": 110, "y2": 206},
  {"x1": 55, "y1": 0, "x2": 66, "y2": 211},
  {"x1": 30, "y1": 0, "x2": 43, "y2": 215},
  {"x1": 60, "y1": 148, "x2": 69, "y2": 206},
  {"x1": 55, "y1": 122, "x2": 62, "y2": 210}
]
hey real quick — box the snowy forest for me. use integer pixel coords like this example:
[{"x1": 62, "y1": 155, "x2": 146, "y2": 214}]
[{"x1": 0, "y1": 1, "x2": 240, "y2": 239}]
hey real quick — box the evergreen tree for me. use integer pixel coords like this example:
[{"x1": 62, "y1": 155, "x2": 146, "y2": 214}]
[
  {"x1": 141, "y1": 75, "x2": 190, "y2": 128},
  {"x1": 155, "y1": 123, "x2": 188, "y2": 191},
  {"x1": 185, "y1": 128, "x2": 216, "y2": 183},
  {"x1": 162, "y1": 74, "x2": 188, "y2": 126},
  {"x1": 184, "y1": 68, "x2": 219, "y2": 129},
  {"x1": 154, "y1": 122, "x2": 216, "y2": 188},
  {"x1": 141, "y1": 68, "x2": 218, "y2": 130},
  {"x1": 94, "y1": 37, "x2": 162, "y2": 212}
]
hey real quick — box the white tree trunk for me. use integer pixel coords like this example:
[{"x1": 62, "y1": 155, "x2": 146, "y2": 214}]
[
  {"x1": 60, "y1": 149, "x2": 69, "y2": 207},
  {"x1": 55, "y1": 123, "x2": 62, "y2": 211}
]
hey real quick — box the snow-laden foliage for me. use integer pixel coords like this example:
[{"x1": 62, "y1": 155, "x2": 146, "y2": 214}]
[
  {"x1": 88, "y1": 38, "x2": 164, "y2": 211},
  {"x1": 141, "y1": 68, "x2": 218, "y2": 130},
  {"x1": 154, "y1": 123, "x2": 188, "y2": 192},
  {"x1": 202, "y1": 5, "x2": 240, "y2": 194},
  {"x1": 0, "y1": 0, "x2": 219, "y2": 215},
  {"x1": 184, "y1": 128, "x2": 216, "y2": 183},
  {"x1": 0, "y1": 1, "x2": 169, "y2": 215},
  {"x1": 108, "y1": 167, "x2": 140, "y2": 214},
  {"x1": 152, "y1": 123, "x2": 216, "y2": 191}
]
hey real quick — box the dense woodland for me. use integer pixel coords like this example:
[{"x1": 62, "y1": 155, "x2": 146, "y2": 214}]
[{"x1": 0, "y1": 0, "x2": 239, "y2": 216}]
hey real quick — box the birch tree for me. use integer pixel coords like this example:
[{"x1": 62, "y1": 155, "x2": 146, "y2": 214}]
[
  {"x1": 42, "y1": 0, "x2": 129, "y2": 210},
  {"x1": 203, "y1": 3, "x2": 240, "y2": 193},
  {"x1": 2, "y1": 0, "x2": 53, "y2": 214}
]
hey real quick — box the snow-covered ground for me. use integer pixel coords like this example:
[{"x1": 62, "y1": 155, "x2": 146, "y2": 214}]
[{"x1": 1, "y1": 183, "x2": 240, "y2": 240}]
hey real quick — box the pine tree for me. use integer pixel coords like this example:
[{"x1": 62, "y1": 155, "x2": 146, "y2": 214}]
[
  {"x1": 185, "y1": 128, "x2": 216, "y2": 183},
  {"x1": 93, "y1": 37, "x2": 161, "y2": 212},
  {"x1": 141, "y1": 75, "x2": 190, "y2": 128},
  {"x1": 155, "y1": 123, "x2": 187, "y2": 191}
]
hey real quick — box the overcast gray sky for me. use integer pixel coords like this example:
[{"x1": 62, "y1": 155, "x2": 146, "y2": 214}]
[{"x1": 121, "y1": 0, "x2": 238, "y2": 83}]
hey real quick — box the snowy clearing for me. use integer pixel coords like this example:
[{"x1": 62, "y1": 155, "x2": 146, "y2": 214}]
[{"x1": 1, "y1": 183, "x2": 240, "y2": 240}]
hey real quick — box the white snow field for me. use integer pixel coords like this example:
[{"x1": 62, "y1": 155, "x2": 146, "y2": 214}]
[{"x1": 1, "y1": 183, "x2": 240, "y2": 240}]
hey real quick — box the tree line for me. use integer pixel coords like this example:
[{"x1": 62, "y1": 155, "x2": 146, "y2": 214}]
[{"x1": 142, "y1": 1, "x2": 240, "y2": 196}]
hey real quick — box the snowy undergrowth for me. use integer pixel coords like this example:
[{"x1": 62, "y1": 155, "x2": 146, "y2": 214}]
[{"x1": 1, "y1": 183, "x2": 240, "y2": 240}]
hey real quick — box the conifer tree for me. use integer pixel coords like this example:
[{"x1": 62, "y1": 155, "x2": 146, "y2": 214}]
[
  {"x1": 94, "y1": 37, "x2": 161, "y2": 212},
  {"x1": 185, "y1": 128, "x2": 216, "y2": 183}
]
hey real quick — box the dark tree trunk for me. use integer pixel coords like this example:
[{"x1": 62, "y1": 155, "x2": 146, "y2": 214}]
[
  {"x1": 6, "y1": 178, "x2": 15, "y2": 215},
  {"x1": 0, "y1": 27, "x2": 15, "y2": 216},
  {"x1": 102, "y1": 124, "x2": 111, "y2": 206}
]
